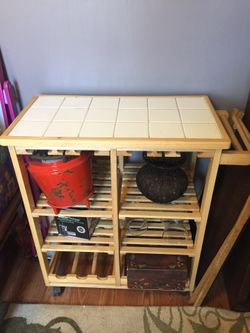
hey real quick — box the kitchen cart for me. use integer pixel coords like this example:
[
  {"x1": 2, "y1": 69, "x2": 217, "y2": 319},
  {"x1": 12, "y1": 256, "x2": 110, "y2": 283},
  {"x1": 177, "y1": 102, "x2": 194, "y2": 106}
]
[{"x1": 1, "y1": 94, "x2": 247, "y2": 294}]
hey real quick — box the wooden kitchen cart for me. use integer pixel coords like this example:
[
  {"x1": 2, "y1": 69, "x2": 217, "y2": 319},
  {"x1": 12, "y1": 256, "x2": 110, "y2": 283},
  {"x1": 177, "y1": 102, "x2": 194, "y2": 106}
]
[{"x1": 0, "y1": 94, "x2": 236, "y2": 293}]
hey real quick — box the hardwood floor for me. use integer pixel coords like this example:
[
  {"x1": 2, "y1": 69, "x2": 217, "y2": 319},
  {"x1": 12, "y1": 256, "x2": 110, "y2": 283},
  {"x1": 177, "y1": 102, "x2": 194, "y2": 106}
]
[{"x1": 0, "y1": 240, "x2": 230, "y2": 308}]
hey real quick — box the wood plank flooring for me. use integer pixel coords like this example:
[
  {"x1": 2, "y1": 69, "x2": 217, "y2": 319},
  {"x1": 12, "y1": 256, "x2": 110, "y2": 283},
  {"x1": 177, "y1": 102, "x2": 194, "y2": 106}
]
[{"x1": 0, "y1": 240, "x2": 230, "y2": 308}]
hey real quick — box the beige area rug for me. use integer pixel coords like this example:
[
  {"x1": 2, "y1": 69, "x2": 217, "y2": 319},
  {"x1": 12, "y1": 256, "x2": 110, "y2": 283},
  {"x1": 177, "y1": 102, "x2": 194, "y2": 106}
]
[{"x1": 0, "y1": 303, "x2": 250, "y2": 333}]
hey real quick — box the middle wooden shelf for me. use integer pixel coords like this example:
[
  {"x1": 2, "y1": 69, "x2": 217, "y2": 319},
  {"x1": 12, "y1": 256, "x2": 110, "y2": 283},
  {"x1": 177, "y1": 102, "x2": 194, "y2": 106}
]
[{"x1": 42, "y1": 218, "x2": 114, "y2": 254}]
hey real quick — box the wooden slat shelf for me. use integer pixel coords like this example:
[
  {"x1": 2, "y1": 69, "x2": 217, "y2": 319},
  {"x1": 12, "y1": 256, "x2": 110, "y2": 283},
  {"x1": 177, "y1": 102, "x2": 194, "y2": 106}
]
[
  {"x1": 125, "y1": 228, "x2": 191, "y2": 239},
  {"x1": 122, "y1": 237, "x2": 193, "y2": 247},
  {"x1": 42, "y1": 244, "x2": 114, "y2": 254},
  {"x1": 15, "y1": 149, "x2": 132, "y2": 157},
  {"x1": 119, "y1": 163, "x2": 201, "y2": 222},
  {"x1": 120, "y1": 246, "x2": 195, "y2": 256},
  {"x1": 120, "y1": 219, "x2": 194, "y2": 254},
  {"x1": 48, "y1": 220, "x2": 113, "y2": 236},
  {"x1": 45, "y1": 236, "x2": 113, "y2": 244},
  {"x1": 47, "y1": 252, "x2": 119, "y2": 286},
  {"x1": 33, "y1": 209, "x2": 112, "y2": 219},
  {"x1": 121, "y1": 195, "x2": 198, "y2": 204},
  {"x1": 37, "y1": 198, "x2": 112, "y2": 210},
  {"x1": 121, "y1": 202, "x2": 199, "y2": 211},
  {"x1": 42, "y1": 219, "x2": 114, "y2": 254},
  {"x1": 120, "y1": 210, "x2": 201, "y2": 221}
]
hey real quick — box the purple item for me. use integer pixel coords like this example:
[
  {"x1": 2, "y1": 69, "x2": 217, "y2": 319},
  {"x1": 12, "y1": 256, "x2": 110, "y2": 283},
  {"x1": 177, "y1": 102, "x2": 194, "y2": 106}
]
[
  {"x1": 0, "y1": 57, "x2": 11, "y2": 126},
  {"x1": 3, "y1": 81, "x2": 18, "y2": 122},
  {"x1": 0, "y1": 63, "x2": 4, "y2": 83},
  {"x1": 0, "y1": 83, "x2": 9, "y2": 127},
  {"x1": 0, "y1": 55, "x2": 9, "y2": 127}
]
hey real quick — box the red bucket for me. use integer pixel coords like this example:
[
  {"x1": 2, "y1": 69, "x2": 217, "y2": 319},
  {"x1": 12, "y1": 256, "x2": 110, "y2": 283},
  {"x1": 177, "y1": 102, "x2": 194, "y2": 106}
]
[{"x1": 28, "y1": 152, "x2": 93, "y2": 214}]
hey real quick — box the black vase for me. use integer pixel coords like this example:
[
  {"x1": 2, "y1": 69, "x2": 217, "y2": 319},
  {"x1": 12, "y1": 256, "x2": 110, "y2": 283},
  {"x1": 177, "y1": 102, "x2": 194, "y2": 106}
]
[{"x1": 136, "y1": 153, "x2": 188, "y2": 203}]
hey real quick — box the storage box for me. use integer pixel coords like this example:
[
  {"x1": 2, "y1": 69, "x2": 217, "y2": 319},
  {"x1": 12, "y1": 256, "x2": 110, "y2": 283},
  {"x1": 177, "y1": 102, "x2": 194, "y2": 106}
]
[
  {"x1": 127, "y1": 254, "x2": 188, "y2": 290},
  {"x1": 56, "y1": 216, "x2": 98, "y2": 239}
]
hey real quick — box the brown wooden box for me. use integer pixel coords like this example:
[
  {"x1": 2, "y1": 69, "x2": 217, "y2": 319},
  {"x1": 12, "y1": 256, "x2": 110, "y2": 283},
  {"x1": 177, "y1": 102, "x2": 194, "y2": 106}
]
[{"x1": 127, "y1": 254, "x2": 188, "y2": 290}]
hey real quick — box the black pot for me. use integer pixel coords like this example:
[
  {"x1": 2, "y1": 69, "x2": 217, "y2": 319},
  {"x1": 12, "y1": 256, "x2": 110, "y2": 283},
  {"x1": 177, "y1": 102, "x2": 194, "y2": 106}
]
[{"x1": 136, "y1": 154, "x2": 188, "y2": 203}]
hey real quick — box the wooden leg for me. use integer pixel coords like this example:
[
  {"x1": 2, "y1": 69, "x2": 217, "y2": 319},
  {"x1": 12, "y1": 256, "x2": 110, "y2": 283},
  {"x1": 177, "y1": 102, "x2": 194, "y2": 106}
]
[
  {"x1": 189, "y1": 150, "x2": 221, "y2": 291},
  {"x1": 189, "y1": 195, "x2": 250, "y2": 306},
  {"x1": 110, "y1": 149, "x2": 121, "y2": 285},
  {"x1": 8, "y1": 147, "x2": 50, "y2": 285}
]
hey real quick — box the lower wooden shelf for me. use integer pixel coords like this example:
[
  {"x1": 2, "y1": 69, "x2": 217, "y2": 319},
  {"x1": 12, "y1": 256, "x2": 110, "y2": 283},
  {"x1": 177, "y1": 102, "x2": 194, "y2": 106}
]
[
  {"x1": 47, "y1": 251, "x2": 127, "y2": 288},
  {"x1": 47, "y1": 250, "x2": 190, "y2": 290}
]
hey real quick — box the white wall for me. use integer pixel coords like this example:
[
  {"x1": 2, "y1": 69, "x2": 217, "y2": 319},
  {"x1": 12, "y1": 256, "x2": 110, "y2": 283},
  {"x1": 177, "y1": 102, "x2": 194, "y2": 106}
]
[{"x1": 1, "y1": 0, "x2": 250, "y2": 109}]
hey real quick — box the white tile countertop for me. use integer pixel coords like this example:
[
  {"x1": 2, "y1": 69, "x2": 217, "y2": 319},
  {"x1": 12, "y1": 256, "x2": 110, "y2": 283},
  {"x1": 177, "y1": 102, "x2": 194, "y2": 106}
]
[{"x1": 0, "y1": 95, "x2": 231, "y2": 150}]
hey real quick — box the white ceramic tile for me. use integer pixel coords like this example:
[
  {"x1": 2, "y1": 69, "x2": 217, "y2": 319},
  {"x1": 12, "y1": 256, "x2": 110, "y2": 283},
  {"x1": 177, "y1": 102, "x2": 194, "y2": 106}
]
[
  {"x1": 148, "y1": 97, "x2": 177, "y2": 109},
  {"x1": 117, "y1": 109, "x2": 148, "y2": 122},
  {"x1": 176, "y1": 97, "x2": 210, "y2": 109},
  {"x1": 149, "y1": 109, "x2": 181, "y2": 122},
  {"x1": 90, "y1": 97, "x2": 119, "y2": 109},
  {"x1": 149, "y1": 123, "x2": 185, "y2": 138},
  {"x1": 9, "y1": 121, "x2": 50, "y2": 136},
  {"x1": 183, "y1": 123, "x2": 221, "y2": 139},
  {"x1": 53, "y1": 107, "x2": 88, "y2": 121},
  {"x1": 32, "y1": 96, "x2": 65, "y2": 108},
  {"x1": 22, "y1": 107, "x2": 58, "y2": 122},
  {"x1": 119, "y1": 97, "x2": 147, "y2": 109},
  {"x1": 179, "y1": 109, "x2": 216, "y2": 123},
  {"x1": 61, "y1": 96, "x2": 92, "y2": 108},
  {"x1": 44, "y1": 121, "x2": 82, "y2": 137},
  {"x1": 79, "y1": 122, "x2": 115, "y2": 138},
  {"x1": 85, "y1": 108, "x2": 117, "y2": 122},
  {"x1": 114, "y1": 122, "x2": 148, "y2": 138}
]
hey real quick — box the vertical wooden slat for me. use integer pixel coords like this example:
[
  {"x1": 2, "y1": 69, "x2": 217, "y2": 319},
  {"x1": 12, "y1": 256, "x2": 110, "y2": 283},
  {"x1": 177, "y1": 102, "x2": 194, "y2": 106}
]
[
  {"x1": 218, "y1": 111, "x2": 243, "y2": 151},
  {"x1": 238, "y1": 118, "x2": 250, "y2": 144},
  {"x1": 8, "y1": 147, "x2": 50, "y2": 285},
  {"x1": 232, "y1": 108, "x2": 250, "y2": 143},
  {"x1": 49, "y1": 252, "x2": 60, "y2": 274},
  {"x1": 189, "y1": 149, "x2": 222, "y2": 291},
  {"x1": 71, "y1": 252, "x2": 80, "y2": 274},
  {"x1": 118, "y1": 156, "x2": 124, "y2": 173},
  {"x1": 110, "y1": 149, "x2": 121, "y2": 285},
  {"x1": 91, "y1": 253, "x2": 98, "y2": 274},
  {"x1": 232, "y1": 112, "x2": 250, "y2": 150}
]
